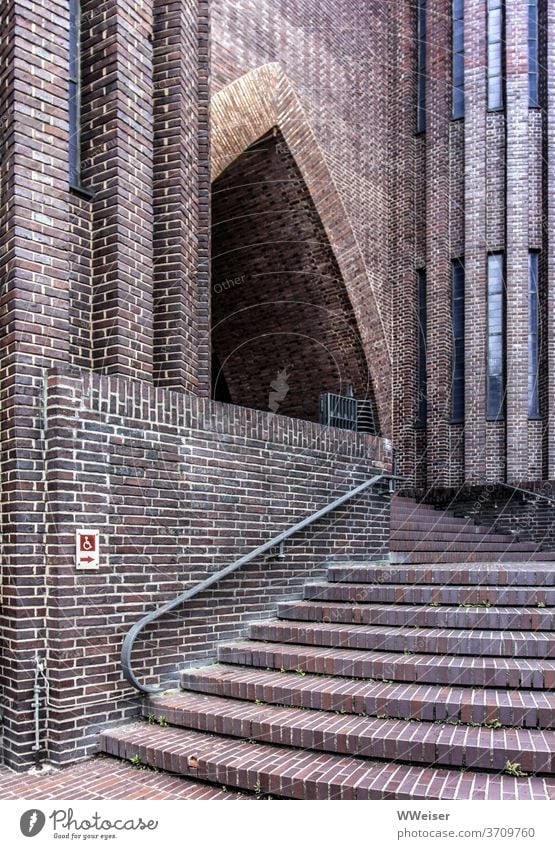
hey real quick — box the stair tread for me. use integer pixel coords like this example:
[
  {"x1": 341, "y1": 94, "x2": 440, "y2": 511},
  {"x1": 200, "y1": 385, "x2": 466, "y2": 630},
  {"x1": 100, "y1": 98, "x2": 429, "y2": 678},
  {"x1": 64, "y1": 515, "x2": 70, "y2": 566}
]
[
  {"x1": 219, "y1": 639, "x2": 555, "y2": 673},
  {"x1": 328, "y1": 563, "x2": 555, "y2": 582},
  {"x1": 305, "y1": 581, "x2": 555, "y2": 603},
  {"x1": 146, "y1": 691, "x2": 555, "y2": 769},
  {"x1": 278, "y1": 599, "x2": 555, "y2": 630},
  {"x1": 256, "y1": 619, "x2": 555, "y2": 638},
  {"x1": 281, "y1": 600, "x2": 555, "y2": 615},
  {"x1": 100, "y1": 721, "x2": 555, "y2": 800},
  {"x1": 277, "y1": 600, "x2": 555, "y2": 630},
  {"x1": 179, "y1": 663, "x2": 555, "y2": 726},
  {"x1": 249, "y1": 619, "x2": 555, "y2": 658},
  {"x1": 328, "y1": 561, "x2": 555, "y2": 569}
]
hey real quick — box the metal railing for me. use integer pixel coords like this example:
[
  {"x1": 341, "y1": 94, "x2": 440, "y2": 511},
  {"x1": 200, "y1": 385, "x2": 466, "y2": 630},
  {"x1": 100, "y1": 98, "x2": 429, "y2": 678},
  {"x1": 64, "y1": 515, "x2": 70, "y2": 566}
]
[
  {"x1": 121, "y1": 470, "x2": 397, "y2": 694},
  {"x1": 319, "y1": 392, "x2": 377, "y2": 434},
  {"x1": 498, "y1": 481, "x2": 555, "y2": 507}
]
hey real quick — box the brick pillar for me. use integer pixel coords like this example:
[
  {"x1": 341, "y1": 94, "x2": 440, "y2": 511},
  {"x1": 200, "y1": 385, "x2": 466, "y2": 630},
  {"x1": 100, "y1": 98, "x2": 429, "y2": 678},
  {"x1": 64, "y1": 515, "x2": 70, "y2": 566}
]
[
  {"x1": 547, "y1": 1, "x2": 555, "y2": 477},
  {"x1": 82, "y1": 0, "x2": 154, "y2": 381},
  {"x1": 464, "y1": 0, "x2": 488, "y2": 483},
  {"x1": 505, "y1": 1, "x2": 530, "y2": 482},
  {"x1": 0, "y1": 0, "x2": 73, "y2": 767},
  {"x1": 197, "y1": 0, "x2": 211, "y2": 397},
  {"x1": 391, "y1": 0, "x2": 419, "y2": 487},
  {"x1": 151, "y1": 0, "x2": 210, "y2": 395},
  {"x1": 425, "y1": 1, "x2": 451, "y2": 488}
]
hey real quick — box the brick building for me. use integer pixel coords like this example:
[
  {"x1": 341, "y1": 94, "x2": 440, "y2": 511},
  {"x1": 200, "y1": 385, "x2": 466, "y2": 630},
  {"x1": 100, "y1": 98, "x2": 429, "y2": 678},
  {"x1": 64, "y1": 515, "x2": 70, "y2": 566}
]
[{"x1": 1, "y1": 0, "x2": 555, "y2": 792}]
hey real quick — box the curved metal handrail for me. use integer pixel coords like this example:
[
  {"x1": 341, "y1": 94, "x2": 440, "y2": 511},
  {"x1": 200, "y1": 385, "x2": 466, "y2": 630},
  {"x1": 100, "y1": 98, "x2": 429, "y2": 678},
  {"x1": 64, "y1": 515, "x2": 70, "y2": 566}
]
[
  {"x1": 499, "y1": 481, "x2": 555, "y2": 506},
  {"x1": 121, "y1": 471, "x2": 394, "y2": 693}
]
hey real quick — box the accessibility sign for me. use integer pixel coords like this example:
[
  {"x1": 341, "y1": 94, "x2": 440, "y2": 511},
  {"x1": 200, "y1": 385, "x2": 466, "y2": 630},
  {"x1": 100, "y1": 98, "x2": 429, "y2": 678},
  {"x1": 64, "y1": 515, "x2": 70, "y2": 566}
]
[{"x1": 76, "y1": 529, "x2": 100, "y2": 570}]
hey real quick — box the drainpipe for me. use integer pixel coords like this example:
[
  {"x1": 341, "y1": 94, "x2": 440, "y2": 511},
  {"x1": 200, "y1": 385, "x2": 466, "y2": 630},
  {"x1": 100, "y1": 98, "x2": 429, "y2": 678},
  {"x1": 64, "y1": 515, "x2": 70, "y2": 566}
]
[{"x1": 32, "y1": 653, "x2": 48, "y2": 763}]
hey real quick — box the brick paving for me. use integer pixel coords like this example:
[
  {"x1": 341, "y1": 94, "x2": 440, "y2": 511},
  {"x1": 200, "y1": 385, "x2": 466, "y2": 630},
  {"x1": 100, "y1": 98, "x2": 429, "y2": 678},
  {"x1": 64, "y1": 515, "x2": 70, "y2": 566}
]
[{"x1": 0, "y1": 758, "x2": 251, "y2": 801}]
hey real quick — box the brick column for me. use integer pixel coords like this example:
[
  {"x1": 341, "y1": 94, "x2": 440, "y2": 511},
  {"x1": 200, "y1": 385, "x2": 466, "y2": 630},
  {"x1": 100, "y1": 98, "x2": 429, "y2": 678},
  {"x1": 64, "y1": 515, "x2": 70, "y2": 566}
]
[
  {"x1": 546, "y1": 0, "x2": 555, "y2": 477},
  {"x1": 425, "y1": 1, "x2": 451, "y2": 488},
  {"x1": 464, "y1": 0, "x2": 488, "y2": 483},
  {"x1": 505, "y1": 1, "x2": 530, "y2": 482},
  {"x1": 0, "y1": 0, "x2": 72, "y2": 767},
  {"x1": 151, "y1": 0, "x2": 210, "y2": 395},
  {"x1": 391, "y1": 0, "x2": 419, "y2": 486},
  {"x1": 82, "y1": 0, "x2": 154, "y2": 381}
]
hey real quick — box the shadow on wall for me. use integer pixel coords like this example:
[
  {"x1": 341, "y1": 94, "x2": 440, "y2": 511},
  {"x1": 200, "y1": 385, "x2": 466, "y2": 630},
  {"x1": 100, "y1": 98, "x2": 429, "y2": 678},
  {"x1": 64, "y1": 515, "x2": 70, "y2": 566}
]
[{"x1": 211, "y1": 128, "x2": 377, "y2": 426}]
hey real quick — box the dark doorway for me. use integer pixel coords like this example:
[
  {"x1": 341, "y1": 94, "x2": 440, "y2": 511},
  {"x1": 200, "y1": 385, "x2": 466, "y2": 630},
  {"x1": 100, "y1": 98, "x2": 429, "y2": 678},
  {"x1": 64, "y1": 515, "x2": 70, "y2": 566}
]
[{"x1": 211, "y1": 128, "x2": 377, "y2": 427}]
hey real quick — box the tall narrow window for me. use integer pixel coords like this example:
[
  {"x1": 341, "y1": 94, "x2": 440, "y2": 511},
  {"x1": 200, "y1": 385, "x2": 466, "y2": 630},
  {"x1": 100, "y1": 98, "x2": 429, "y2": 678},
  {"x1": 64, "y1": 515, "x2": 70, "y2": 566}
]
[
  {"x1": 417, "y1": 270, "x2": 427, "y2": 425},
  {"x1": 528, "y1": 0, "x2": 539, "y2": 106},
  {"x1": 69, "y1": 0, "x2": 81, "y2": 186},
  {"x1": 528, "y1": 251, "x2": 540, "y2": 417},
  {"x1": 452, "y1": 259, "x2": 465, "y2": 420},
  {"x1": 416, "y1": 0, "x2": 426, "y2": 132},
  {"x1": 452, "y1": 0, "x2": 464, "y2": 118},
  {"x1": 487, "y1": 0, "x2": 504, "y2": 110},
  {"x1": 487, "y1": 253, "x2": 505, "y2": 420}
]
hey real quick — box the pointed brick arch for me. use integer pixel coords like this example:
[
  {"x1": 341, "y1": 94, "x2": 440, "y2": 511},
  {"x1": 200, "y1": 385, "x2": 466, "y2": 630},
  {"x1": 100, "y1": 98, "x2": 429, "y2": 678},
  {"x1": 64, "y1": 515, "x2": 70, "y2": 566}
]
[{"x1": 211, "y1": 63, "x2": 391, "y2": 434}]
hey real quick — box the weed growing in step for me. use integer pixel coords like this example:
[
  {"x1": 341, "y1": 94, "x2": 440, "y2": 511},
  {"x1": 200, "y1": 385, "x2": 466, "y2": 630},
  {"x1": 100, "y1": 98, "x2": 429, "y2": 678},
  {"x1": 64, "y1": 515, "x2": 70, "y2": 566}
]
[
  {"x1": 504, "y1": 760, "x2": 528, "y2": 777},
  {"x1": 458, "y1": 601, "x2": 492, "y2": 608}
]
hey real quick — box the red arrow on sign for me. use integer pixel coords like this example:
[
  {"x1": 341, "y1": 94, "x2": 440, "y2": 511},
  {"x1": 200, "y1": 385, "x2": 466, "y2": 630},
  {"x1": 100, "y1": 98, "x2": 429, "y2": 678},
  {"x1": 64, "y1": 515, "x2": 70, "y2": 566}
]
[{"x1": 80, "y1": 555, "x2": 95, "y2": 563}]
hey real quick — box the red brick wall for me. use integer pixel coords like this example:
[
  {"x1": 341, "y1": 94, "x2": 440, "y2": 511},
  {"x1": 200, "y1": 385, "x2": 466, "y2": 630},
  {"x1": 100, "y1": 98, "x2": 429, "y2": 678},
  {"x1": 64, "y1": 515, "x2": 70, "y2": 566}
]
[
  {"x1": 391, "y1": 0, "x2": 548, "y2": 491},
  {"x1": 17, "y1": 368, "x2": 390, "y2": 767}
]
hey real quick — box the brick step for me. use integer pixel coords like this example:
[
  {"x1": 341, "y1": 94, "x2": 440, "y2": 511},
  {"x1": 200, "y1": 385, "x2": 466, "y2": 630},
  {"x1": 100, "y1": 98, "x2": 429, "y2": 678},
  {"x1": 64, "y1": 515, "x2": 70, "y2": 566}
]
[
  {"x1": 143, "y1": 691, "x2": 555, "y2": 775},
  {"x1": 277, "y1": 600, "x2": 555, "y2": 631},
  {"x1": 392, "y1": 503, "x2": 479, "y2": 521},
  {"x1": 390, "y1": 550, "x2": 555, "y2": 563},
  {"x1": 179, "y1": 663, "x2": 555, "y2": 728},
  {"x1": 390, "y1": 526, "x2": 516, "y2": 543},
  {"x1": 304, "y1": 582, "x2": 555, "y2": 606},
  {"x1": 99, "y1": 721, "x2": 555, "y2": 800},
  {"x1": 218, "y1": 640, "x2": 555, "y2": 689},
  {"x1": 390, "y1": 539, "x2": 539, "y2": 553},
  {"x1": 249, "y1": 620, "x2": 555, "y2": 658},
  {"x1": 390, "y1": 518, "x2": 507, "y2": 534},
  {"x1": 327, "y1": 563, "x2": 555, "y2": 586}
]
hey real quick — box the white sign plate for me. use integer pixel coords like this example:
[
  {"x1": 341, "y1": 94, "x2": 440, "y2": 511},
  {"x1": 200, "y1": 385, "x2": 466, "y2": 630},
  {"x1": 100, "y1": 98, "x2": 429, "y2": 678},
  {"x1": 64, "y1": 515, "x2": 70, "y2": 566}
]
[{"x1": 76, "y1": 529, "x2": 100, "y2": 570}]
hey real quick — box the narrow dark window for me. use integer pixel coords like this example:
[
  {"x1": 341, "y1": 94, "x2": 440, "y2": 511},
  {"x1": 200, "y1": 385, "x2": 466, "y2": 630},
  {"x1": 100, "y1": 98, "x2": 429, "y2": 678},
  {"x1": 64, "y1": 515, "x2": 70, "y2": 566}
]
[
  {"x1": 528, "y1": 251, "x2": 540, "y2": 417},
  {"x1": 69, "y1": 0, "x2": 81, "y2": 186},
  {"x1": 528, "y1": 0, "x2": 539, "y2": 106},
  {"x1": 487, "y1": 0, "x2": 504, "y2": 110},
  {"x1": 416, "y1": 0, "x2": 426, "y2": 132},
  {"x1": 452, "y1": 0, "x2": 464, "y2": 118},
  {"x1": 451, "y1": 259, "x2": 465, "y2": 421},
  {"x1": 416, "y1": 270, "x2": 427, "y2": 425},
  {"x1": 487, "y1": 253, "x2": 505, "y2": 420}
]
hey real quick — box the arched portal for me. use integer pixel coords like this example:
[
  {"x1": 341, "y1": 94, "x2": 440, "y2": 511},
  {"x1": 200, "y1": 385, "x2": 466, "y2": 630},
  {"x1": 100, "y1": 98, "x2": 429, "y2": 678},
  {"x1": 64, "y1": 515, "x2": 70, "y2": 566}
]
[
  {"x1": 212, "y1": 129, "x2": 373, "y2": 423},
  {"x1": 210, "y1": 64, "x2": 391, "y2": 433}
]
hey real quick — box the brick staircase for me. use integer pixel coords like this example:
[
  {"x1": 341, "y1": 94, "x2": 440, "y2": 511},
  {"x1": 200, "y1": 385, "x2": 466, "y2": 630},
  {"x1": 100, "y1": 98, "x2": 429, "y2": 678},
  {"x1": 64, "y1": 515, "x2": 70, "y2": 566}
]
[
  {"x1": 390, "y1": 495, "x2": 554, "y2": 563},
  {"x1": 99, "y1": 497, "x2": 555, "y2": 800}
]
